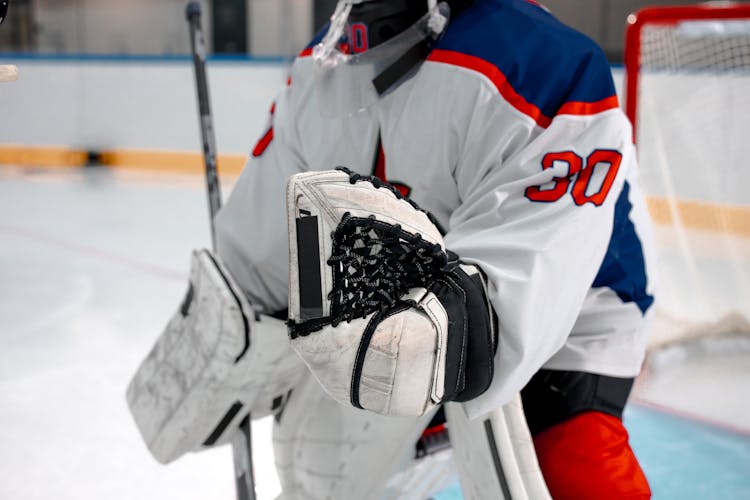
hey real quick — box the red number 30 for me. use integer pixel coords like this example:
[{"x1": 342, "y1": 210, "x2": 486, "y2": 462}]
[{"x1": 525, "y1": 149, "x2": 622, "y2": 207}]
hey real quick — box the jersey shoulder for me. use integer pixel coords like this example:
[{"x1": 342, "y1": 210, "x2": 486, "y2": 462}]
[{"x1": 431, "y1": 0, "x2": 617, "y2": 125}]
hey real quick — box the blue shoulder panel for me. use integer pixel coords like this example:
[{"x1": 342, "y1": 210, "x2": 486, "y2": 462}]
[
  {"x1": 593, "y1": 182, "x2": 654, "y2": 315},
  {"x1": 434, "y1": 0, "x2": 616, "y2": 118},
  {"x1": 305, "y1": 24, "x2": 330, "y2": 51}
]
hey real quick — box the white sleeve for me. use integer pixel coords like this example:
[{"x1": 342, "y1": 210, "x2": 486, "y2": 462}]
[
  {"x1": 445, "y1": 93, "x2": 637, "y2": 417},
  {"x1": 215, "y1": 66, "x2": 308, "y2": 313}
]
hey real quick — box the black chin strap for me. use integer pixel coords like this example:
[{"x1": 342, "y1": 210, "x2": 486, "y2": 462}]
[
  {"x1": 370, "y1": 0, "x2": 473, "y2": 95},
  {"x1": 372, "y1": 38, "x2": 432, "y2": 95}
]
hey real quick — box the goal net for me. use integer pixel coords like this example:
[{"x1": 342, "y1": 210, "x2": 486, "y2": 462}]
[{"x1": 624, "y1": 3, "x2": 750, "y2": 352}]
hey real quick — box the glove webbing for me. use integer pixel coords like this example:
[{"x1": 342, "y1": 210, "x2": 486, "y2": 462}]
[{"x1": 289, "y1": 213, "x2": 447, "y2": 338}]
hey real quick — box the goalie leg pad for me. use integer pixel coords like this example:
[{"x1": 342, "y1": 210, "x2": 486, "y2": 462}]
[
  {"x1": 126, "y1": 249, "x2": 306, "y2": 463},
  {"x1": 287, "y1": 168, "x2": 496, "y2": 417},
  {"x1": 272, "y1": 375, "x2": 441, "y2": 500},
  {"x1": 445, "y1": 395, "x2": 552, "y2": 500}
]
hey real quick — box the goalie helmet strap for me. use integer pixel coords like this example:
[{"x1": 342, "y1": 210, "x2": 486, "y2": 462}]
[
  {"x1": 348, "y1": 0, "x2": 475, "y2": 51},
  {"x1": 372, "y1": 37, "x2": 432, "y2": 95},
  {"x1": 349, "y1": 1, "x2": 475, "y2": 95},
  {"x1": 349, "y1": 0, "x2": 427, "y2": 50}
]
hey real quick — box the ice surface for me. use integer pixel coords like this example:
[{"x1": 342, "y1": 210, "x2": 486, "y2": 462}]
[
  {"x1": 1, "y1": 166, "x2": 747, "y2": 499},
  {"x1": 0, "y1": 168, "x2": 279, "y2": 500}
]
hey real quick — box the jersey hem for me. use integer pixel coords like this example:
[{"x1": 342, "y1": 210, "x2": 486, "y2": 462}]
[{"x1": 540, "y1": 359, "x2": 643, "y2": 379}]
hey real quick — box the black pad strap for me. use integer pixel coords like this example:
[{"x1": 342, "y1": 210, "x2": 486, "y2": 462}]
[
  {"x1": 430, "y1": 264, "x2": 495, "y2": 403},
  {"x1": 521, "y1": 369, "x2": 635, "y2": 435},
  {"x1": 350, "y1": 302, "x2": 410, "y2": 409}
]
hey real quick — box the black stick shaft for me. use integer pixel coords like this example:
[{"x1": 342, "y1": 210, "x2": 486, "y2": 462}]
[
  {"x1": 187, "y1": 1, "x2": 222, "y2": 249},
  {"x1": 0, "y1": 1, "x2": 9, "y2": 25},
  {"x1": 186, "y1": 4, "x2": 255, "y2": 500},
  {"x1": 232, "y1": 416, "x2": 256, "y2": 500}
]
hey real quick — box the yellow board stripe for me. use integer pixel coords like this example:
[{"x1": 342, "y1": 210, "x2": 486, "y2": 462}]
[
  {"x1": 0, "y1": 146, "x2": 247, "y2": 176},
  {"x1": 646, "y1": 197, "x2": 750, "y2": 238},
  {"x1": 0, "y1": 146, "x2": 89, "y2": 167},
  {"x1": 100, "y1": 150, "x2": 247, "y2": 177},
  {"x1": 1, "y1": 146, "x2": 749, "y2": 237}
]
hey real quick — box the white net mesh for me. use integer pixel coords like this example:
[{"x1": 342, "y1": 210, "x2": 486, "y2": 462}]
[
  {"x1": 632, "y1": 9, "x2": 750, "y2": 350},
  {"x1": 641, "y1": 19, "x2": 750, "y2": 71}
]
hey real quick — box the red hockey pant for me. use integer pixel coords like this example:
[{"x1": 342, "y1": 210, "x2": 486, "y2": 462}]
[{"x1": 532, "y1": 411, "x2": 651, "y2": 499}]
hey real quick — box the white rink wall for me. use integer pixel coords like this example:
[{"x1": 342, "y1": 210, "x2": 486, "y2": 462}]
[
  {"x1": 0, "y1": 58, "x2": 624, "y2": 155},
  {"x1": 0, "y1": 58, "x2": 290, "y2": 154}
]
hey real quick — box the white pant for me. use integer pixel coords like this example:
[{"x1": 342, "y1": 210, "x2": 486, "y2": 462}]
[{"x1": 272, "y1": 375, "x2": 551, "y2": 500}]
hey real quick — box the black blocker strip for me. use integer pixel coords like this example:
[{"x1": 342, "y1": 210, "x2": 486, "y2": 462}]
[{"x1": 296, "y1": 216, "x2": 324, "y2": 320}]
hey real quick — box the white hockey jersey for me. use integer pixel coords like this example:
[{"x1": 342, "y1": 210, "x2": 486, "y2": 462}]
[{"x1": 215, "y1": 0, "x2": 657, "y2": 418}]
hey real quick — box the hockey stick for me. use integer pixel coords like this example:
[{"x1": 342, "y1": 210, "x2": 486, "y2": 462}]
[
  {"x1": 185, "y1": 3, "x2": 257, "y2": 500},
  {"x1": 0, "y1": 1, "x2": 17, "y2": 83},
  {"x1": 0, "y1": 0, "x2": 9, "y2": 25},
  {"x1": 186, "y1": 1, "x2": 222, "y2": 248}
]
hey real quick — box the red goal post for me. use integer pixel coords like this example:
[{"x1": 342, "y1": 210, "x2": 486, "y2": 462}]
[
  {"x1": 625, "y1": 2, "x2": 750, "y2": 137},
  {"x1": 623, "y1": 3, "x2": 750, "y2": 352}
]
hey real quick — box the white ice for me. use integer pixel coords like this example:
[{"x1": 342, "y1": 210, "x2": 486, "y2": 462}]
[{"x1": 1, "y1": 166, "x2": 747, "y2": 500}]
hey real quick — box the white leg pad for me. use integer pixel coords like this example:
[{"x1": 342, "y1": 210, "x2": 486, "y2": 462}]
[
  {"x1": 272, "y1": 376, "x2": 442, "y2": 500},
  {"x1": 126, "y1": 249, "x2": 306, "y2": 464},
  {"x1": 445, "y1": 394, "x2": 551, "y2": 500}
]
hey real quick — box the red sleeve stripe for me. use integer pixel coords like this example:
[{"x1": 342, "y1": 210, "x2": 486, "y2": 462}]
[
  {"x1": 426, "y1": 49, "x2": 618, "y2": 128},
  {"x1": 252, "y1": 127, "x2": 274, "y2": 157},
  {"x1": 298, "y1": 43, "x2": 351, "y2": 58},
  {"x1": 427, "y1": 49, "x2": 552, "y2": 128},
  {"x1": 558, "y1": 95, "x2": 620, "y2": 116}
]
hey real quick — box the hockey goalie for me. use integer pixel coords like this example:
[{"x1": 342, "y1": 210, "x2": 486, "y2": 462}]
[{"x1": 127, "y1": 1, "x2": 656, "y2": 498}]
